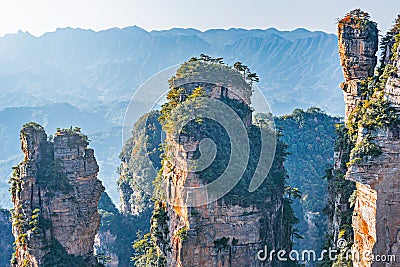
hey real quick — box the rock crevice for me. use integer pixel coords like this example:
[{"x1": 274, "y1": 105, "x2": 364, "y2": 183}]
[{"x1": 10, "y1": 124, "x2": 104, "y2": 267}]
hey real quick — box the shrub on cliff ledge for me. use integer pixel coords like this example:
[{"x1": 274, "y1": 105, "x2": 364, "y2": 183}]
[
  {"x1": 22, "y1": 122, "x2": 44, "y2": 131},
  {"x1": 339, "y1": 9, "x2": 377, "y2": 31},
  {"x1": 345, "y1": 20, "x2": 400, "y2": 165}
]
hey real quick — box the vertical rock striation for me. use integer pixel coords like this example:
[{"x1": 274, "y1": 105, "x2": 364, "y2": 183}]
[
  {"x1": 337, "y1": 10, "x2": 400, "y2": 267},
  {"x1": 139, "y1": 59, "x2": 295, "y2": 267},
  {"x1": 10, "y1": 123, "x2": 104, "y2": 267},
  {"x1": 157, "y1": 130, "x2": 290, "y2": 267},
  {"x1": 338, "y1": 9, "x2": 378, "y2": 121}
]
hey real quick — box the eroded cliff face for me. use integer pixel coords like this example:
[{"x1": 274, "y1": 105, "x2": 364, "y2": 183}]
[
  {"x1": 10, "y1": 124, "x2": 104, "y2": 267},
  {"x1": 157, "y1": 137, "x2": 289, "y2": 267},
  {"x1": 141, "y1": 59, "x2": 294, "y2": 267},
  {"x1": 337, "y1": 10, "x2": 400, "y2": 267},
  {"x1": 338, "y1": 10, "x2": 378, "y2": 121}
]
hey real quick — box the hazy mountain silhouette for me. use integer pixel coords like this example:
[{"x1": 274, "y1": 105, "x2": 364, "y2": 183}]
[
  {"x1": 0, "y1": 26, "x2": 343, "y2": 118},
  {"x1": 0, "y1": 26, "x2": 344, "y2": 207}
]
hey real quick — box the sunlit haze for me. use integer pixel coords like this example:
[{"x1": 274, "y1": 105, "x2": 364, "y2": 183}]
[{"x1": 0, "y1": 0, "x2": 398, "y2": 37}]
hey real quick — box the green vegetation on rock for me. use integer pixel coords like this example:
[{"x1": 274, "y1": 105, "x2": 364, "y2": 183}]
[
  {"x1": 339, "y1": 9, "x2": 377, "y2": 31},
  {"x1": 321, "y1": 14, "x2": 400, "y2": 267},
  {"x1": 276, "y1": 107, "x2": 339, "y2": 259},
  {"x1": 132, "y1": 56, "x2": 298, "y2": 266},
  {"x1": 319, "y1": 125, "x2": 355, "y2": 267},
  {"x1": 119, "y1": 111, "x2": 163, "y2": 215},
  {"x1": 132, "y1": 202, "x2": 167, "y2": 267},
  {"x1": 338, "y1": 15, "x2": 400, "y2": 167},
  {"x1": 97, "y1": 192, "x2": 151, "y2": 267}
]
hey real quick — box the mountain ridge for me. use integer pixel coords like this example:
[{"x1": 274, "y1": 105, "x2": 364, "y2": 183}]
[
  {"x1": 0, "y1": 25, "x2": 343, "y2": 117},
  {"x1": 0, "y1": 25, "x2": 344, "y2": 208}
]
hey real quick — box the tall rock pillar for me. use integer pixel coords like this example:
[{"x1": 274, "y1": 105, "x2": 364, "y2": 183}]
[
  {"x1": 338, "y1": 10, "x2": 400, "y2": 267},
  {"x1": 338, "y1": 10, "x2": 378, "y2": 121},
  {"x1": 10, "y1": 124, "x2": 104, "y2": 267}
]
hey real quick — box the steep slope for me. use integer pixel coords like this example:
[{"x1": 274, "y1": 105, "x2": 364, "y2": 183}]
[
  {"x1": 118, "y1": 111, "x2": 162, "y2": 215},
  {"x1": 342, "y1": 13, "x2": 400, "y2": 267},
  {"x1": 9, "y1": 123, "x2": 104, "y2": 266},
  {"x1": 119, "y1": 107, "x2": 340, "y2": 266},
  {"x1": 275, "y1": 108, "x2": 338, "y2": 261},
  {"x1": 0, "y1": 104, "x2": 119, "y2": 209},
  {"x1": 326, "y1": 10, "x2": 400, "y2": 267}
]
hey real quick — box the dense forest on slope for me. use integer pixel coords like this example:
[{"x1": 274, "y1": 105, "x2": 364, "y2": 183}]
[{"x1": 276, "y1": 108, "x2": 339, "y2": 257}]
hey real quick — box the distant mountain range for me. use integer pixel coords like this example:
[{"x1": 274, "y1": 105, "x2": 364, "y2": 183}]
[
  {"x1": 0, "y1": 26, "x2": 344, "y2": 207},
  {"x1": 0, "y1": 26, "x2": 343, "y2": 118}
]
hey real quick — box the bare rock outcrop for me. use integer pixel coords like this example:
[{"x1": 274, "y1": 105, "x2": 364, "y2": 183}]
[
  {"x1": 338, "y1": 9, "x2": 378, "y2": 120},
  {"x1": 158, "y1": 137, "x2": 288, "y2": 267},
  {"x1": 10, "y1": 123, "x2": 104, "y2": 267}
]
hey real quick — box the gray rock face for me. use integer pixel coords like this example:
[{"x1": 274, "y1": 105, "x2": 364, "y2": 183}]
[
  {"x1": 338, "y1": 16, "x2": 378, "y2": 82},
  {"x1": 10, "y1": 124, "x2": 104, "y2": 267}
]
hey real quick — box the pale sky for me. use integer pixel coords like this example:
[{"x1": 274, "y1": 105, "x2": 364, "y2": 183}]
[{"x1": 0, "y1": 0, "x2": 398, "y2": 37}]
